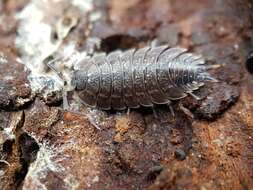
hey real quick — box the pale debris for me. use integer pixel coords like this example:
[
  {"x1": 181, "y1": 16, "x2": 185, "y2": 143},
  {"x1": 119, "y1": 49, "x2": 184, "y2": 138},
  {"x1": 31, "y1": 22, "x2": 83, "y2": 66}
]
[
  {"x1": 71, "y1": 0, "x2": 93, "y2": 12},
  {"x1": 0, "y1": 170, "x2": 5, "y2": 178},
  {"x1": 15, "y1": 0, "x2": 63, "y2": 95},
  {"x1": 1, "y1": 112, "x2": 24, "y2": 142},
  {"x1": 14, "y1": 0, "x2": 93, "y2": 97},
  {"x1": 22, "y1": 142, "x2": 79, "y2": 190}
]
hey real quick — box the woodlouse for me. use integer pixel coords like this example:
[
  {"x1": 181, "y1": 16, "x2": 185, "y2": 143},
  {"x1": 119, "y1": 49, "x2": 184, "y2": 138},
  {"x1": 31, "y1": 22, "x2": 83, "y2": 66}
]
[{"x1": 48, "y1": 45, "x2": 217, "y2": 112}]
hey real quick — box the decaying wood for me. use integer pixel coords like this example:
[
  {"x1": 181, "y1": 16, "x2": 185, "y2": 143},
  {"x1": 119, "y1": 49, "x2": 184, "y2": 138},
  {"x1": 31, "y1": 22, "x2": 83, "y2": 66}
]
[{"x1": 0, "y1": 0, "x2": 253, "y2": 190}]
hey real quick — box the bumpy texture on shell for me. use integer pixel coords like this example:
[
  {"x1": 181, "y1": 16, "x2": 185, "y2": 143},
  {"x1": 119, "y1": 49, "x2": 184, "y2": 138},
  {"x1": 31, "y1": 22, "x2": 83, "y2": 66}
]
[{"x1": 71, "y1": 45, "x2": 214, "y2": 110}]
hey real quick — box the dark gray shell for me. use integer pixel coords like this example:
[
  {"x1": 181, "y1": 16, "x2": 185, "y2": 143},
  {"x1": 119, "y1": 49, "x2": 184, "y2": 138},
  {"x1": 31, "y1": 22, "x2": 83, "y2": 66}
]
[{"x1": 71, "y1": 45, "x2": 214, "y2": 110}]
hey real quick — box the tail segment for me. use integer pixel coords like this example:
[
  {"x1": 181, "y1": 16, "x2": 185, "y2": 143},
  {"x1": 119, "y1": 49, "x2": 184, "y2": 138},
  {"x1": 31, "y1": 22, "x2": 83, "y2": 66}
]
[{"x1": 196, "y1": 72, "x2": 218, "y2": 83}]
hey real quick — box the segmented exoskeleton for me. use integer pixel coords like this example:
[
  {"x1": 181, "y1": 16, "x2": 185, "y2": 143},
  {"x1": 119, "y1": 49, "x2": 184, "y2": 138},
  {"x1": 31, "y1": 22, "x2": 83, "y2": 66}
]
[{"x1": 70, "y1": 45, "x2": 216, "y2": 111}]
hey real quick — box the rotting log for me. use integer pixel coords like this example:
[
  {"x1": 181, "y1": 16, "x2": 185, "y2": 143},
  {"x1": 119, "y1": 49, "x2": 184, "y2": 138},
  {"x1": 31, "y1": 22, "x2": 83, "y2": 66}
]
[{"x1": 1, "y1": 0, "x2": 253, "y2": 190}]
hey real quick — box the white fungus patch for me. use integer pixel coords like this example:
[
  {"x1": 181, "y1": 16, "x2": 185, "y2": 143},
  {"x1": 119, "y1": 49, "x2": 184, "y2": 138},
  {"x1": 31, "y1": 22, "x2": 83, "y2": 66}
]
[
  {"x1": 15, "y1": 0, "x2": 64, "y2": 95},
  {"x1": 15, "y1": 0, "x2": 94, "y2": 97},
  {"x1": 15, "y1": 1, "x2": 58, "y2": 66},
  {"x1": 23, "y1": 142, "x2": 79, "y2": 190},
  {"x1": 23, "y1": 143, "x2": 63, "y2": 189},
  {"x1": 0, "y1": 52, "x2": 8, "y2": 64}
]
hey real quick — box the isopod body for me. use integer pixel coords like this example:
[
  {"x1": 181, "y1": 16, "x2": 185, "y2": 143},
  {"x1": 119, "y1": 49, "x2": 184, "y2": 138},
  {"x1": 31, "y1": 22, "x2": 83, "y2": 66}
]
[{"x1": 71, "y1": 45, "x2": 215, "y2": 110}]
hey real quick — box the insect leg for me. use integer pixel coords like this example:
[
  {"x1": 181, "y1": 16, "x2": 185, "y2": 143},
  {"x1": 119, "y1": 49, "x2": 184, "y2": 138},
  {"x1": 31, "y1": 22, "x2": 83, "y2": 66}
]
[
  {"x1": 86, "y1": 112, "x2": 102, "y2": 130},
  {"x1": 62, "y1": 89, "x2": 69, "y2": 110},
  {"x1": 46, "y1": 56, "x2": 65, "y2": 80},
  {"x1": 127, "y1": 108, "x2": 131, "y2": 115},
  {"x1": 62, "y1": 108, "x2": 101, "y2": 130},
  {"x1": 0, "y1": 159, "x2": 10, "y2": 166},
  {"x1": 152, "y1": 106, "x2": 159, "y2": 119},
  {"x1": 204, "y1": 64, "x2": 221, "y2": 70},
  {"x1": 188, "y1": 92, "x2": 201, "y2": 100},
  {"x1": 46, "y1": 56, "x2": 70, "y2": 111},
  {"x1": 71, "y1": 92, "x2": 102, "y2": 130},
  {"x1": 46, "y1": 51, "x2": 77, "y2": 81},
  {"x1": 167, "y1": 101, "x2": 175, "y2": 117},
  {"x1": 179, "y1": 102, "x2": 194, "y2": 119}
]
